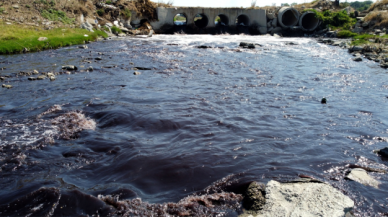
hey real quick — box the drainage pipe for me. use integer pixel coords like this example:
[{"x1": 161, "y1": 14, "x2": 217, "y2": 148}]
[
  {"x1": 277, "y1": 7, "x2": 299, "y2": 28},
  {"x1": 299, "y1": 11, "x2": 320, "y2": 31}
]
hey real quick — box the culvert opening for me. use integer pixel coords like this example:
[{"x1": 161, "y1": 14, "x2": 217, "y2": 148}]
[
  {"x1": 278, "y1": 7, "x2": 299, "y2": 28},
  {"x1": 194, "y1": 14, "x2": 209, "y2": 28},
  {"x1": 236, "y1": 15, "x2": 250, "y2": 26},
  {"x1": 174, "y1": 13, "x2": 187, "y2": 26},
  {"x1": 300, "y1": 12, "x2": 319, "y2": 31},
  {"x1": 215, "y1": 14, "x2": 229, "y2": 26}
]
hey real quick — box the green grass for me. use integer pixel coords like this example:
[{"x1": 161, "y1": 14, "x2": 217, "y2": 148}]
[
  {"x1": 0, "y1": 22, "x2": 108, "y2": 54},
  {"x1": 350, "y1": 33, "x2": 388, "y2": 46},
  {"x1": 337, "y1": 30, "x2": 358, "y2": 38}
]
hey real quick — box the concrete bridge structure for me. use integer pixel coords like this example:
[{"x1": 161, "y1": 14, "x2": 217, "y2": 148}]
[{"x1": 148, "y1": 7, "x2": 267, "y2": 34}]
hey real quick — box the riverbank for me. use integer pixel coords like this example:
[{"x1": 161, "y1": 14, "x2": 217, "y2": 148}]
[{"x1": 0, "y1": 22, "x2": 107, "y2": 55}]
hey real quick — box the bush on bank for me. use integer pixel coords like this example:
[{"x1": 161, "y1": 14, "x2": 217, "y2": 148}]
[{"x1": 0, "y1": 22, "x2": 107, "y2": 54}]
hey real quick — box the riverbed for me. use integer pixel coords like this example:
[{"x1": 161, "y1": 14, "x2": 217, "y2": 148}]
[{"x1": 0, "y1": 35, "x2": 387, "y2": 216}]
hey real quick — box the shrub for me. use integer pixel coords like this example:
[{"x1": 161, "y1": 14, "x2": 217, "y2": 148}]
[
  {"x1": 111, "y1": 26, "x2": 122, "y2": 34},
  {"x1": 303, "y1": 9, "x2": 356, "y2": 30},
  {"x1": 0, "y1": 7, "x2": 4, "y2": 14},
  {"x1": 106, "y1": 1, "x2": 112, "y2": 4},
  {"x1": 26, "y1": 5, "x2": 31, "y2": 8},
  {"x1": 337, "y1": 30, "x2": 357, "y2": 38},
  {"x1": 97, "y1": 9, "x2": 104, "y2": 16}
]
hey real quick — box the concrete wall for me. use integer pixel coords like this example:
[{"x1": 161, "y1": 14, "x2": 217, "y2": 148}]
[{"x1": 149, "y1": 7, "x2": 267, "y2": 34}]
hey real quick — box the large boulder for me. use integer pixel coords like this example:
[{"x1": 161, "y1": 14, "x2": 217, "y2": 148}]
[
  {"x1": 258, "y1": 27, "x2": 267, "y2": 35},
  {"x1": 271, "y1": 18, "x2": 278, "y2": 27},
  {"x1": 253, "y1": 180, "x2": 354, "y2": 217}
]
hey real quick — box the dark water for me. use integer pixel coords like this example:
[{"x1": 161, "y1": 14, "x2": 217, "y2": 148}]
[{"x1": 0, "y1": 35, "x2": 388, "y2": 216}]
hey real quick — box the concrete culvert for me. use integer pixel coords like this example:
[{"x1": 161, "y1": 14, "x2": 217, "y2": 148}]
[
  {"x1": 215, "y1": 14, "x2": 229, "y2": 26},
  {"x1": 299, "y1": 12, "x2": 320, "y2": 31},
  {"x1": 278, "y1": 7, "x2": 299, "y2": 28},
  {"x1": 194, "y1": 14, "x2": 209, "y2": 28},
  {"x1": 174, "y1": 13, "x2": 187, "y2": 26},
  {"x1": 236, "y1": 15, "x2": 250, "y2": 26}
]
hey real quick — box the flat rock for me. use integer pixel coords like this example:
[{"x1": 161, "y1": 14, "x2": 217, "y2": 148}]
[
  {"x1": 353, "y1": 57, "x2": 362, "y2": 62},
  {"x1": 346, "y1": 168, "x2": 380, "y2": 188},
  {"x1": 2, "y1": 84, "x2": 12, "y2": 89},
  {"x1": 38, "y1": 37, "x2": 48, "y2": 41},
  {"x1": 28, "y1": 77, "x2": 37, "y2": 81},
  {"x1": 253, "y1": 180, "x2": 354, "y2": 217}
]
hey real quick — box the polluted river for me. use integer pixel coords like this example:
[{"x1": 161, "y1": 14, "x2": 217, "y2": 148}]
[{"x1": 0, "y1": 34, "x2": 387, "y2": 216}]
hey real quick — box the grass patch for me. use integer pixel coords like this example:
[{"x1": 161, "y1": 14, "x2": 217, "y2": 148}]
[
  {"x1": 337, "y1": 30, "x2": 358, "y2": 38},
  {"x1": 111, "y1": 26, "x2": 122, "y2": 35},
  {"x1": 41, "y1": 9, "x2": 75, "y2": 24},
  {"x1": 0, "y1": 22, "x2": 107, "y2": 54}
]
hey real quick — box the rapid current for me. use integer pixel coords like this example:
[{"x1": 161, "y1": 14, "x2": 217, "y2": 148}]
[{"x1": 0, "y1": 35, "x2": 387, "y2": 216}]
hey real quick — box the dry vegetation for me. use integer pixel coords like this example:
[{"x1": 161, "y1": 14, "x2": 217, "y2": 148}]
[
  {"x1": 367, "y1": 0, "x2": 388, "y2": 12},
  {"x1": 364, "y1": 10, "x2": 388, "y2": 27}
]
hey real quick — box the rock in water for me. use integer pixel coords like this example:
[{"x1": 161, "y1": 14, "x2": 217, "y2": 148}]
[
  {"x1": 2, "y1": 84, "x2": 12, "y2": 89},
  {"x1": 244, "y1": 182, "x2": 266, "y2": 211},
  {"x1": 353, "y1": 57, "x2": 362, "y2": 62},
  {"x1": 346, "y1": 168, "x2": 380, "y2": 188},
  {"x1": 62, "y1": 65, "x2": 78, "y2": 70},
  {"x1": 134, "y1": 71, "x2": 141, "y2": 75},
  {"x1": 256, "y1": 180, "x2": 354, "y2": 217},
  {"x1": 375, "y1": 147, "x2": 388, "y2": 158},
  {"x1": 321, "y1": 98, "x2": 327, "y2": 104}
]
